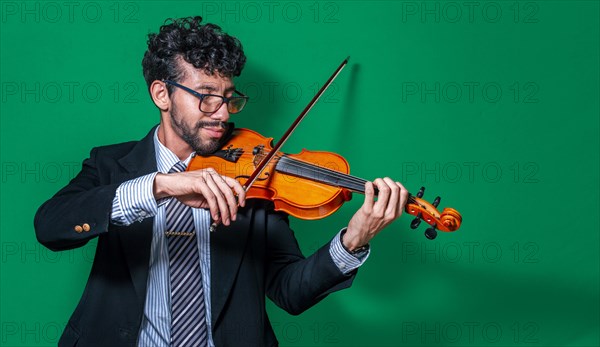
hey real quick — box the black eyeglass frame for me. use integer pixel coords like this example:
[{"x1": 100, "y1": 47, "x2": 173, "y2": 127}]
[{"x1": 163, "y1": 79, "x2": 249, "y2": 115}]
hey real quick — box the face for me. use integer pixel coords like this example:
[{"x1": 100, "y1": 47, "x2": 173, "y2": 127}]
[{"x1": 167, "y1": 60, "x2": 235, "y2": 155}]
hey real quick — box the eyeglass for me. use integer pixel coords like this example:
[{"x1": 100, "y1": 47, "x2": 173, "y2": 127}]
[{"x1": 163, "y1": 79, "x2": 249, "y2": 115}]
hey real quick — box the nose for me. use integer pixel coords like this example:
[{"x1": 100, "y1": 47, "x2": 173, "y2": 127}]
[{"x1": 210, "y1": 101, "x2": 230, "y2": 122}]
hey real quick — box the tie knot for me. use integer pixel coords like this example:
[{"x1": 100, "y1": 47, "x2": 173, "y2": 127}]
[{"x1": 169, "y1": 161, "x2": 187, "y2": 174}]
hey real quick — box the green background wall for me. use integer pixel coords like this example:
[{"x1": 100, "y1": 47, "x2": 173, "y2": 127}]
[{"x1": 1, "y1": 1, "x2": 598, "y2": 346}]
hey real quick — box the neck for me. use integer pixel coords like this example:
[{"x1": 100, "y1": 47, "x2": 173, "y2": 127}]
[{"x1": 157, "y1": 122, "x2": 194, "y2": 161}]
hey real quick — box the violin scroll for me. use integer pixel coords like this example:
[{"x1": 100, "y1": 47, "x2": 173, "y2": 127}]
[{"x1": 405, "y1": 186, "x2": 462, "y2": 239}]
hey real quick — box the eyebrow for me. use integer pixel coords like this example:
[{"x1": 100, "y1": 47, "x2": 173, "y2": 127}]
[{"x1": 195, "y1": 84, "x2": 236, "y2": 94}]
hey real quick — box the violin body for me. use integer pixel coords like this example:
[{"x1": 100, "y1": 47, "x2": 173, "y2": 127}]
[
  {"x1": 188, "y1": 128, "x2": 354, "y2": 220},
  {"x1": 188, "y1": 128, "x2": 462, "y2": 237}
]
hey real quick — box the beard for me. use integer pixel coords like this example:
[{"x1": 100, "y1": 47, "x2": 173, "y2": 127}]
[{"x1": 170, "y1": 103, "x2": 227, "y2": 155}]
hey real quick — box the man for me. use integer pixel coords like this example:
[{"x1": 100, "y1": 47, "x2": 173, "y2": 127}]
[{"x1": 35, "y1": 16, "x2": 408, "y2": 346}]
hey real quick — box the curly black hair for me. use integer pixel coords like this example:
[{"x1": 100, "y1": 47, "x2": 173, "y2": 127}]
[{"x1": 142, "y1": 16, "x2": 246, "y2": 94}]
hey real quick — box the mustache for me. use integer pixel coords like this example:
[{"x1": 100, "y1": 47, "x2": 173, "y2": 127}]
[{"x1": 195, "y1": 121, "x2": 228, "y2": 129}]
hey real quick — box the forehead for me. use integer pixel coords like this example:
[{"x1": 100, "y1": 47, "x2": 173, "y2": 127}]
[{"x1": 177, "y1": 59, "x2": 233, "y2": 88}]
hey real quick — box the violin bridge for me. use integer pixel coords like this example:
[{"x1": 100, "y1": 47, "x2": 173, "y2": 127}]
[{"x1": 252, "y1": 145, "x2": 266, "y2": 166}]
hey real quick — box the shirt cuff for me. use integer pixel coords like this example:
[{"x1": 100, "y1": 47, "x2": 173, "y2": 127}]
[
  {"x1": 111, "y1": 172, "x2": 159, "y2": 225},
  {"x1": 329, "y1": 228, "x2": 370, "y2": 275}
]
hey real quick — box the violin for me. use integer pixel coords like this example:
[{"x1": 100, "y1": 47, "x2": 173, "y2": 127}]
[
  {"x1": 188, "y1": 57, "x2": 462, "y2": 239},
  {"x1": 188, "y1": 128, "x2": 462, "y2": 239}
]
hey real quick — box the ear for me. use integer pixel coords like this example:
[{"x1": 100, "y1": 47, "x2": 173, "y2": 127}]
[{"x1": 149, "y1": 80, "x2": 171, "y2": 111}]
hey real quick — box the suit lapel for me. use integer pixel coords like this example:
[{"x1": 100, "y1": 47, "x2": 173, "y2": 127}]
[
  {"x1": 116, "y1": 126, "x2": 158, "y2": 176},
  {"x1": 117, "y1": 218, "x2": 154, "y2": 307},
  {"x1": 114, "y1": 126, "x2": 158, "y2": 304},
  {"x1": 210, "y1": 207, "x2": 251, "y2": 327}
]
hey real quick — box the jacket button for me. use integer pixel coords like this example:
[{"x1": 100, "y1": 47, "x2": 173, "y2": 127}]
[
  {"x1": 74, "y1": 225, "x2": 83, "y2": 233},
  {"x1": 82, "y1": 223, "x2": 91, "y2": 232}
]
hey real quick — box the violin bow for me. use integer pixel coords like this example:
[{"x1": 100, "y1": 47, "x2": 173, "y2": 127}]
[
  {"x1": 242, "y1": 56, "x2": 350, "y2": 191},
  {"x1": 209, "y1": 57, "x2": 350, "y2": 232}
]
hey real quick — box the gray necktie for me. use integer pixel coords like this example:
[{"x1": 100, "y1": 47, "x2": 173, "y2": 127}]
[{"x1": 166, "y1": 161, "x2": 207, "y2": 346}]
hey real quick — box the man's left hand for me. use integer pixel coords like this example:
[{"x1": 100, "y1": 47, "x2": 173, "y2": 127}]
[{"x1": 343, "y1": 178, "x2": 409, "y2": 251}]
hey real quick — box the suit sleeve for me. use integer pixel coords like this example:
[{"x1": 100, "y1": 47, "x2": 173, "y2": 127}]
[
  {"x1": 34, "y1": 147, "x2": 120, "y2": 251},
  {"x1": 264, "y1": 207, "x2": 358, "y2": 315}
]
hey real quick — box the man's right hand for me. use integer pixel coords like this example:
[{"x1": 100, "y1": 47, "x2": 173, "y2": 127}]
[{"x1": 153, "y1": 168, "x2": 246, "y2": 226}]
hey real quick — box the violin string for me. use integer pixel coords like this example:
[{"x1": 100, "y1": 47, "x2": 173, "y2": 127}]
[
  {"x1": 279, "y1": 156, "x2": 421, "y2": 205},
  {"x1": 236, "y1": 146, "x2": 420, "y2": 205},
  {"x1": 276, "y1": 155, "x2": 367, "y2": 189},
  {"x1": 257, "y1": 152, "x2": 419, "y2": 202},
  {"x1": 275, "y1": 155, "x2": 421, "y2": 205},
  {"x1": 278, "y1": 156, "x2": 418, "y2": 204}
]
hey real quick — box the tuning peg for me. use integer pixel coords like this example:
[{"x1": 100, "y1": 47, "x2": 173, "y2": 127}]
[
  {"x1": 432, "y1": 196, "x2": 441, "y2": 207},
  {"x1": 425, "y1": 227, "x2": 438, "y2": 240},
  {"x1": 410, "y1": 215, "x2": 422, "y2": 229},
  {"x1": 417, "y1": 186, "x2": 425, "y2": 198}
]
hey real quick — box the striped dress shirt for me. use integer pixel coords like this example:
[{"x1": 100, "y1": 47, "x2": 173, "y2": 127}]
[{"x1": 110, "y1": 126, "x2": 369, "y2": 346}]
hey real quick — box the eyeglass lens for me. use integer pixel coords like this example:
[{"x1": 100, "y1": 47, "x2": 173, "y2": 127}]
[{"x1": 201, "y1": 95, "x2": 246, "y2": 114}]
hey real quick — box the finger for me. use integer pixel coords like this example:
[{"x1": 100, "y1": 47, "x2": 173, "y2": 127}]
[
  {"x1": 383, "y1": 177, "x2": 400, "y2": 218},
  {"x1": 396, "y1": 181, "x2": 409, "y2": 216},
  {"x1": 224, "y1": 176, "x2": 246, "y2": 208},
  {"x1": 208, "y1": 171, "x2": 240, "y2": 222},
  {"x1": 203, "y1": 171, "x2": 232, "y2": 225},
  {"x1": 193, "y1": 176, "x2": 220, "y2": 222},
  {"x1": 372, "y1": 178, "x2": 390, "y2": 217},
  {"x1": 362, "y1": 181, "x2": 375, "y2": 214}
]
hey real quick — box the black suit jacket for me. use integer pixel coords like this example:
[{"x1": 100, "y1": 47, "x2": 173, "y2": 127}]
[{"x1": 34, "y1": 126, "x2": 356, "y2": 347}]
